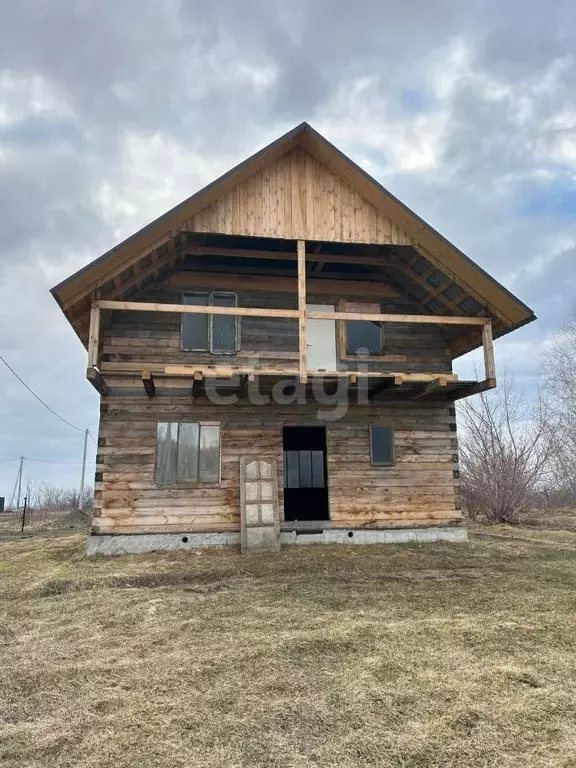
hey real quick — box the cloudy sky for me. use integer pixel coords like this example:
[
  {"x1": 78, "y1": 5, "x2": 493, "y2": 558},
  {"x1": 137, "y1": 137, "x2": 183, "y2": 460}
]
[{"x1": 1, "y1": 0, "x2": 575, "y2": 495}]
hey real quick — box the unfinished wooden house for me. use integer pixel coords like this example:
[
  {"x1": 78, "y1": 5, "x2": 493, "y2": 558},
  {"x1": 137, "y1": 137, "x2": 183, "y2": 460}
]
[{"x1": 51, "y1": 123, "x2": 535, "y2": 555}]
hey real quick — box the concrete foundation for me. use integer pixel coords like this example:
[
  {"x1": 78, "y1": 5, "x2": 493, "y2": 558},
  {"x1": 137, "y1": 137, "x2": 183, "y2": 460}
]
[{"x1": 86, "y1": 525, "x2": 467, "y2": 556}]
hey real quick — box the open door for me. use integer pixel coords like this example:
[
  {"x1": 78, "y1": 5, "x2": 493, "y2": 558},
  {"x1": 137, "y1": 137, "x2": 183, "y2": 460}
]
[{"x1": 283, "y1": 426, "x2": 329, "y2": 522}]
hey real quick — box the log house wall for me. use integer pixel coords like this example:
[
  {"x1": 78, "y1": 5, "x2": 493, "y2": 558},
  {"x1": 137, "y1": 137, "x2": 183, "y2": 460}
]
[{"x1": 94, "y1": 396, "x2": 461, "y2": 534}]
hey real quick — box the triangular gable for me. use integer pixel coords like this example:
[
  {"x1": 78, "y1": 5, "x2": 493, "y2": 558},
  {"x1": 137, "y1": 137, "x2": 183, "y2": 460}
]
[
  {"x1": 188, "y1": 147, "x2": 412, "y2": 246},
  {"x1": 51, "y1": 122, "x2": 535, "y2": 341}
]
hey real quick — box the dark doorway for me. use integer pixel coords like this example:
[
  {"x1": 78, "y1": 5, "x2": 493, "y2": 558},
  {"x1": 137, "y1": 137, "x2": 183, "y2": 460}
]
[{"x1": 282, "y1": 426, "x2": 329, "y2": 522}]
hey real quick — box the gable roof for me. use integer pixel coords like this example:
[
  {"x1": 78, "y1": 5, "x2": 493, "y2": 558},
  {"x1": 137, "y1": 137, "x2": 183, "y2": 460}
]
[{"x1": 51, "y1": 121, "x2": 536, "y2": 344}]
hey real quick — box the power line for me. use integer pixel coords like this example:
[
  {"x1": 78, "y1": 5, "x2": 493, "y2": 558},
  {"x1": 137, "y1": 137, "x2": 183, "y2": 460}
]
[
  {"x1": 25, "y1": 457, "x2": 97, "y2": 465},
  {"x1": 0, "y1": 457, "x2": 20, "y2": 464},
  {"x1": 0, "y1": 353, "x2": 85, "y2": 434},
  {"x1": 87, "y1": 430, "x2": 97, "y2": 447}
]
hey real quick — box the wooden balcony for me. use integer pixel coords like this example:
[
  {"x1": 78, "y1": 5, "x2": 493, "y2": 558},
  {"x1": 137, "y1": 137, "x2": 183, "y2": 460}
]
[{"x1": 85, "y1": 240, "x2": 496, "y2": 402}]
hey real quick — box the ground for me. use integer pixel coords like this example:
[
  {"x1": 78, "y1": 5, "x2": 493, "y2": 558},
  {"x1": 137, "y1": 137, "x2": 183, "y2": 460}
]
[{"x1": 1, "y1": 527, "x2": 576, "y2": 768}]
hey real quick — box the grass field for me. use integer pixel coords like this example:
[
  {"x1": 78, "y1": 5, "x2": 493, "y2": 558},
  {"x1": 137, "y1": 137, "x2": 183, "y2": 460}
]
[{"x1": 1, "y1": 527, "x2": 576, "y2": 767}]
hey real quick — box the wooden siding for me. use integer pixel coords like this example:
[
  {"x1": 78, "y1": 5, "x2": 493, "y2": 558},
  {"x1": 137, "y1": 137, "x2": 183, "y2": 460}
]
[
  {"x1": 94, "y1": 395, "x2": 461, "y2": 534},
  {"x1": 101, "y1": 273, "x2": 452, "y2": 375},
  {"x1": 187, "y1": 148, "x2": 413, "y2": 245}
]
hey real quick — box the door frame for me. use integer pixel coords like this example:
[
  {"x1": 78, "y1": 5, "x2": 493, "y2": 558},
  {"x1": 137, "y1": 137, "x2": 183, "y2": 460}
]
[{"x1": 281, "y1": 423, "x2": 331, "y2": 522}]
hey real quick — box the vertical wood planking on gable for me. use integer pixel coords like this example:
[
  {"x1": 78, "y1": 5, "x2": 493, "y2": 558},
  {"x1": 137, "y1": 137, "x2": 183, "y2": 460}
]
[
  {"x1": 188, "y1": 147, "x2": 412, "y2": 245},
  {"x1": 261, "y1": 163, "x2": 270, "y2": 235},
  {"x1": 246, "y1": 175, "x2": 255, "y2": 235},
  {"x1": 280, "y1": 151, "x2": 292, "y2": 239},
  {"x1": 290, "y1": 148, "x2": 303, "y2": 239}
]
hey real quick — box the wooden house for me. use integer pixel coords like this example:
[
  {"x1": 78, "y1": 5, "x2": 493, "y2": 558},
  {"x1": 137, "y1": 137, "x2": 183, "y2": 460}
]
[{"x1": 51, "y1": 123, "x2": 535, "y2": 555}]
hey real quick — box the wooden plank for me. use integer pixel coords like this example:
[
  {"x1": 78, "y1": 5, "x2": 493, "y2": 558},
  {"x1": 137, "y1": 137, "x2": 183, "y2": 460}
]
[
  {"x1": 161, "y1": 364, "x2": 457, "y2": 382},
  {"x1": 87, "y1": 305, "x2": 101, "y2": 368},
  {"x1": 141, "y1": 369, "x2": 156, "y2": 397},
  {"x1": 482, "y1": 321, "x2": 496, "y2": 380},
  {"x1": 297, "y1": 239, "x2": 307, "y2": 383},
  {"x1": 308, "y1": 310, "x2": 489, "y2": 325},
  {"x1": 450, "y1": 377, "x2": 496, "y2": 401},
  {"x1": 96, "y1": 299, "x2": 300, "y2": 320},
  {"x1": 95, "y1": 299, "x2": 485, "y2": 327}
]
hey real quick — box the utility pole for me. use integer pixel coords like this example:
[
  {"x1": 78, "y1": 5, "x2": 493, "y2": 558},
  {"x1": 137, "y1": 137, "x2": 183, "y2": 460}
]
[
  {"x1": 79, "y1": 428, "x2": 89, "y2": 510},
  {"x1": 16, "y1": 455, "x2": 24, "y2": 511}
]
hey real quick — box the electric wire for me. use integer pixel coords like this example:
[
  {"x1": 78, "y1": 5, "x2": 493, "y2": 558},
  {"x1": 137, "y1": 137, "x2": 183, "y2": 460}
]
[{"x1": 0, "y1": 353, "x2": 86, "y2": 434}]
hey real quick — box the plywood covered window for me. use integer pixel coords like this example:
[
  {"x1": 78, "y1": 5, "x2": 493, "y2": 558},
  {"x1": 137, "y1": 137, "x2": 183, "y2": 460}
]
[
  {"x1": 156, "y1": 422, "x2": 221, "y2": 485},
  {"x1": 181, "y1": 292, "x2": 238, "y2": 354},
  {"x1": 338, "y1": 301, "x2": 384, "y2": 358},
  {"x1": 370, "y1": 425, "x2": 395, "y2": 466}
]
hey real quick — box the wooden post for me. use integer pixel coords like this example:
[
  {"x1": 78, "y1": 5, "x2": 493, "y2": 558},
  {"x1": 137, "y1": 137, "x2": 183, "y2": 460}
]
[
  {"x1": 88, "y1": 304, "x2": 101, "y2": 369},
  {"x1": 482, "y1": 321, "x2": 496, "y2": 382},
  {"x1": 297, "y1": 240, "x2": 308, "y2": 383}
]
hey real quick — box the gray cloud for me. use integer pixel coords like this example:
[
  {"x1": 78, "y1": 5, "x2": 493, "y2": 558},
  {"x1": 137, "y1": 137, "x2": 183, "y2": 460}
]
[{"x1": 1, "y1": 0, "x2": 575, "y2": 491}]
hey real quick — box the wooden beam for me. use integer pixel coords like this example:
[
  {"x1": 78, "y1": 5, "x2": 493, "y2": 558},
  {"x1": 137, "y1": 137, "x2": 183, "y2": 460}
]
[
  {"x1": 297, "y1": 240, "x2": 307, "y2": 383},
  {"x1": 307, "y1": 310, "x2": 489, "y2": 325},
  {"x1": 482, "y1": 321, "x2": 496, "y2": 381},
  {"x1": 451, "y1": 378, "x2": 497, "y2": 401},
  {"x1": 161, "y1": 364, "x2": 455, "y2": 382},
  {"x1": 167, "y1": 271, "x2": 399, "y2": 298},
  {"x1": 95, "y1": 299, "x2": 488, "y2": 327},
  {"x1": 192, "y1": 370, "x2": 203, "y2": 400},
  {"x1": 87, "y1": 305, "x2": 100, "y2": 368},
  {"x1": 410, "y1": 376, "x2": 448, "y2": 400},
  {"x1": 141, "y1": 369, "x2": 155, "y2": 397},
  {"x1": 95, "y1": 299, "x2": 300, "y2": 320},
  {"x1": 187, "y1": 244, "x2": 394, "y2": 266},
  {"x1": 86, "y1": 366, "x2": 108, "y2": 395}
]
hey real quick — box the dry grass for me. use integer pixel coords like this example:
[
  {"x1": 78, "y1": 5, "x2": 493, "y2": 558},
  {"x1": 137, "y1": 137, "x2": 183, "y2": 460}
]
[{"x1": 1, "y1": 529, "x2": 576, "y2": 767}]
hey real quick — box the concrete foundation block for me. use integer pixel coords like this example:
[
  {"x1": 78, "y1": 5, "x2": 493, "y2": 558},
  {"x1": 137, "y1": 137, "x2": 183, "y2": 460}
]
[
  {"x1": 87, "y1": 526, "x2": 467, "y2": 556},
  {"x1": 279, "y1": 526, "x2": 468, "y2": 546},
  {"x1": 86, "y1": 532, "x2": 240, "y2": 556}
]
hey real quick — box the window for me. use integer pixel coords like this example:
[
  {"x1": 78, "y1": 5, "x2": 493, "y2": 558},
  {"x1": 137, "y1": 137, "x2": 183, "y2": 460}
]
[
  {"x1": 346, "y1": 321, "x2": 383, "y2": 355},
  {"x1": 181, "y1": 292, "x2": 238, "y2": 354},
  {"x1": 340, "y1": 301, "x2": 384, "y2": 357},
  {"x1": 156, "y1": 422, "x2": 220, "y2": 485},
  {"x1": 370, "y1": 425, "x2": 395, "y2": 466}
]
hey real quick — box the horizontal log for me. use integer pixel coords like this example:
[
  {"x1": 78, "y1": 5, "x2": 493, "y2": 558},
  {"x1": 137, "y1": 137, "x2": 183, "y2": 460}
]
[
  {"x1": 308, "y1": 310, "x2": 488, "y2": 325},
  {"x1": 96, "y1": 299, "x2": 300, "y2": 319}
]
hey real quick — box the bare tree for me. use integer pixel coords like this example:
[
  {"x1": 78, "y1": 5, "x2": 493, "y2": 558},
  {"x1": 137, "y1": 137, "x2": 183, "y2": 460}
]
[
  {"x1": 542, "y1": 315, "x2": 576, "y2": 502},
  {"x1": 458, "y1": 375, "x2": 554, "y2": 524}
]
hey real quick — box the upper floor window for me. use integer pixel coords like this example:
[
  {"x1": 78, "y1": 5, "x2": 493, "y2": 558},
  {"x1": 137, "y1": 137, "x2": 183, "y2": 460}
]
[
  {"x1": 340, "y1": 301, "x2": 384, "y2": 356},
  {"x1": 181, "y1": 292, "x2": 238, "y2": 354}
]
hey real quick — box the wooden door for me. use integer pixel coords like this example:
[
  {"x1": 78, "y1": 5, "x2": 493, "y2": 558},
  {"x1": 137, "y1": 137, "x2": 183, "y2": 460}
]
[
  {"x1": 306, "y1": 303, "x2": 337, "y2": 371},
  {"x1": 240, "y1": 457, "x2": 280, "y2": 553}
]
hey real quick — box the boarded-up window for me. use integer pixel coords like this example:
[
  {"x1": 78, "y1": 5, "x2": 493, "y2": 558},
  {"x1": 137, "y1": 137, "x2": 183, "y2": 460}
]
[
  {"x1": 181, "y1": 292, "x2": 237, "y2": 353},
  {"x1": 369, "y1": 425, "x2": 395, "y2": 466},
  {"x1": 342, "y1": 301, "x2": 384, "y2": 356},
  {"x1": 156, "y1": 422, "x2": 220, "y2": 485}
]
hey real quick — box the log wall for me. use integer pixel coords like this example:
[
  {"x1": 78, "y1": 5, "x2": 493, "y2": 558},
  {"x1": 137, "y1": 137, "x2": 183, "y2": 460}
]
[
  {"x1": 94, "y1": 394, "x2": 461, "y2": 535},
  {"x1": 101, "y1": 273, "x2": 452, "y2": 375}
]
